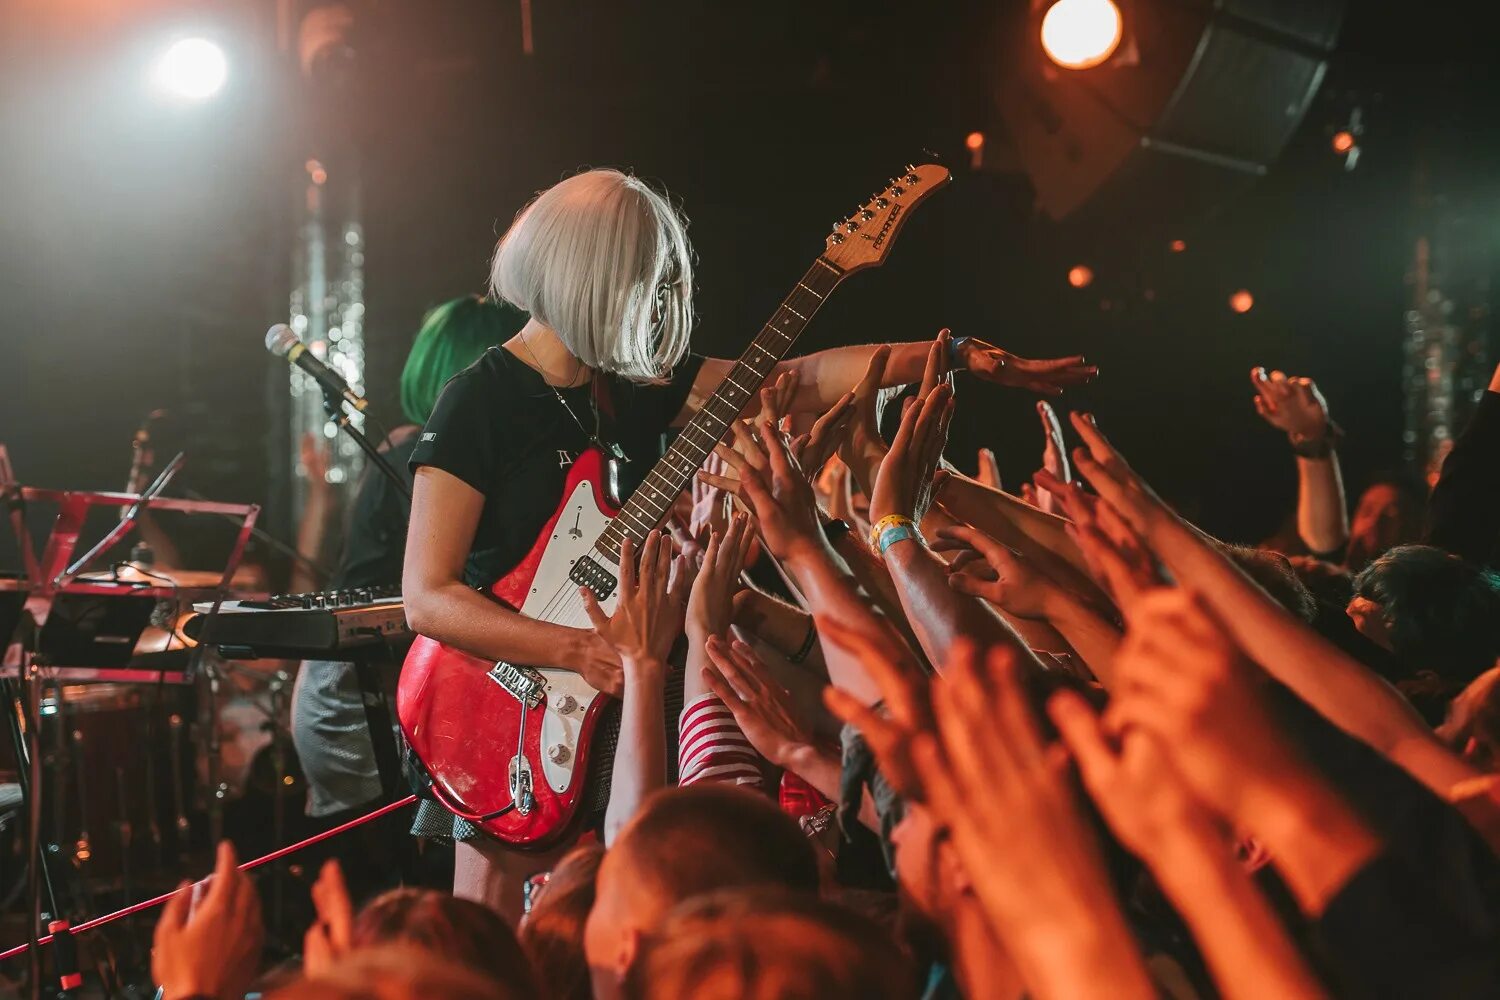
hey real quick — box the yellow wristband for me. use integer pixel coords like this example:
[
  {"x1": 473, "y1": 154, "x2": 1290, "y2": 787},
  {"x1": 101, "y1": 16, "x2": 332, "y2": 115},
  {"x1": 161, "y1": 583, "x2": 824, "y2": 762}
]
[{"x1": 868, "y1": 514, "x2": 914, "y2": 550}]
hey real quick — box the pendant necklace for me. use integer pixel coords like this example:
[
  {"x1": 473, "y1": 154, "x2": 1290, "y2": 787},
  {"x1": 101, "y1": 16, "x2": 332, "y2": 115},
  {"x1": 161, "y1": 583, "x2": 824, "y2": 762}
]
[{"x1": 520, "y1": 333, "x2": 627, "y2": 464}]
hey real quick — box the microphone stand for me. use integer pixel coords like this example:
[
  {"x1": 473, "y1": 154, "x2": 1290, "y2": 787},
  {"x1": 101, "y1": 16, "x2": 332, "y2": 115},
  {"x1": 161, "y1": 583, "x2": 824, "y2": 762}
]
[{"x1": 318, "y1": 388, "x2": 412, "y2": 505}]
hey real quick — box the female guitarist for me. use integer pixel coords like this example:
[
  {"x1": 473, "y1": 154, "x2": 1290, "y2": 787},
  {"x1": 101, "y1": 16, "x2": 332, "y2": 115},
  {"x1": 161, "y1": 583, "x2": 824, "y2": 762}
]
[{"x1": 402, "y1": 166, "x2": 1094, "y2": 915}]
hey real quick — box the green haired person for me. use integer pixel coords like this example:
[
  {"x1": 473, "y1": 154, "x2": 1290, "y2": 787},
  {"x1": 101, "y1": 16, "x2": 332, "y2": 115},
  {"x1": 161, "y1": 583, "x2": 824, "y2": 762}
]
[
  {"x1": 292, "y1": 295, "x2": 527, "y2": 825},
  {"x1": 401, "y1": 296, "x2": 529, "y2": 425}
]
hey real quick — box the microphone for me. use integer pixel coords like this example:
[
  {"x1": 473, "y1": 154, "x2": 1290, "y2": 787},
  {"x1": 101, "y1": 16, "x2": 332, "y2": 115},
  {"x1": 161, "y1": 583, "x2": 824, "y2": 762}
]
[{"x1": 265, "y1": 324, "x2": 368, "y2": 411}]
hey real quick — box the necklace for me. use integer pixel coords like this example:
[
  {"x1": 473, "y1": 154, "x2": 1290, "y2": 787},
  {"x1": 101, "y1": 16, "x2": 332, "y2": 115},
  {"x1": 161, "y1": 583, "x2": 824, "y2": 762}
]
[{"x1": 518, "y1": 331, "x2": 602, "y2": 447}]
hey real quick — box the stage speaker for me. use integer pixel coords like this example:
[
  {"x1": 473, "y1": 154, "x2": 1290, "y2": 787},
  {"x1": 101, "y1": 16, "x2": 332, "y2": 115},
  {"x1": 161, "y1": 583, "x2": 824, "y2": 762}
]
[{"x1": 995, "y1": 0, "x2": 1346, "y2": 226}]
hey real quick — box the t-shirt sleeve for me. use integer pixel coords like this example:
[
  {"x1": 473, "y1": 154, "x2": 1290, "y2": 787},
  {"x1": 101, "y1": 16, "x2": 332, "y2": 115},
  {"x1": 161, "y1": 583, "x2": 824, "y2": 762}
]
[{"x1": 408, "y1": 371, "x2": 499, "y2": 495}]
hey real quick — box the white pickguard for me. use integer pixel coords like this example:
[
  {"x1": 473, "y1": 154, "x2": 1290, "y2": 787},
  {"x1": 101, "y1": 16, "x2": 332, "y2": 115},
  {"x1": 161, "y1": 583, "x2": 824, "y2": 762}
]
[{"x1": 516, "y1": 477, "x2": 619, "y2": 793}]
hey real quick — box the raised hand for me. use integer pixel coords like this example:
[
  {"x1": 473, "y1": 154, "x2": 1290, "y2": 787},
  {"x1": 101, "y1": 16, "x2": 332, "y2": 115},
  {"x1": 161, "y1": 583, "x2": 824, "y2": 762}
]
[
  {"x1": 868, "y1": 351, "x2": 954, "y2": 526},
  {"x1": 932, "y1": 524, "x2": 1057, "y2": 620},
  {"x1": 1251, "y1": 368, "x2": 1331, "y2": 445},
  {"x1": 790, "y1": 391, "x2": 855, "y2": 480},
  {"x1": 911, "y1": 643, "x2": 1155, "y2": 1000},
  {"x1": 152, "y1": 840, "x2": 265, "y2": 1000},
  {"x1": 955, "y1": 337, "x2": 1097, "y2": 396},
  {"x1": 1102, "y1": 589, "x2": 1299, "y2": 822},
  {"x1": 303, "y1": 858, "x2": 354, "y2": 977},
  {"x1": 703, "y1": 636, "x2": 825, "y2": 769},
  {"x1": 1065, "y1": 412, "x2": 1176, "y2": 537},
  {"x1": 699, "y1": 421, "x2": 827, "y2": 564},
  {"x1": 686, "y1": 512, "x2": 755, "y2": 640},
  {"x1": 839, "y1": 344, "x2": 892, "y2": 490},
  {"x1": 976, "y1": 447, "x2": 1003, "y2": 491},
  {"x1": 582, "y1": 532, "x2": 688, "y2": 669},
  {"x1": 820, "y1": 617, "x2": 933, "y2": 799},
  {"x1": 1049, "y1": 691, "x2": 1221, "y2": 859},
  {"x1": 300, "y1": 431, "x2": 330, "y2": 493},
  {"x1": 755, "y1": 368, "x2": 800, "y2": 430},
  {"x1": 1033, "y1": 400, "x2": 1071, "y2": 514}
]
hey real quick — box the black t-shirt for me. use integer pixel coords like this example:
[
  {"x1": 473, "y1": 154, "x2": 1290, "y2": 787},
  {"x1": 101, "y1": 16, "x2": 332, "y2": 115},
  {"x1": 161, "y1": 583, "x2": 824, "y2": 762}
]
[
  {"x1": 333, "y1": 431, "x2": 418, "y2": 591},
  {"x1": 409, "y1": 346, "x2": 705, "y2": 588}
]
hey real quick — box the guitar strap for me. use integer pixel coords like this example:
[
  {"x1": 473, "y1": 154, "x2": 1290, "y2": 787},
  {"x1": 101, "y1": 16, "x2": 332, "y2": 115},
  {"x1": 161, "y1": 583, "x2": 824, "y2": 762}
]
[{"x1": 592, "y1": 376, "x2": 629, "y2": 465}]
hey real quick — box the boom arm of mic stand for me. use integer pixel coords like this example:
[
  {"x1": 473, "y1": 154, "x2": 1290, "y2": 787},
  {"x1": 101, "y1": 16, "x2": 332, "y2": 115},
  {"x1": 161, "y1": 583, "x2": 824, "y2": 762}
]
[{"x1": 320, "y1": 390, "x2": 413, "y2": 506}]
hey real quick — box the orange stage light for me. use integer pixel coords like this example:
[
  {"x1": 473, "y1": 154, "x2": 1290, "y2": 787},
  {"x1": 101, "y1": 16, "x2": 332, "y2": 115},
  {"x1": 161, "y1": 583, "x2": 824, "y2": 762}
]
[
  {"x1": 1068, "y1": 265, "x2": 1094, "y2": 288},
  {"x1": 1169, "y1": 239, "x2": 1187, "y2": 253},
  {"x1": 1229, "y1": 289, "x2": 1254, "y2": 314},
  {"x1": 1331, "y1": 130, "x2": 1356, "y2": 154},
  {"x1": 965, "y1": 131, "x2": 985, "y2": 151},
  {"x1": 1040, "y1": 0, "x2": 1123, "y2": 70}
]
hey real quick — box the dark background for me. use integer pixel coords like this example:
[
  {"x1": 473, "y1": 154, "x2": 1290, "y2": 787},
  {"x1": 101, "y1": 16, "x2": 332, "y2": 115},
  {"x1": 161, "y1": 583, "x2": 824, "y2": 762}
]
[{"x1": 2, "y1": 0, "x2": 1496, "y2": 575}]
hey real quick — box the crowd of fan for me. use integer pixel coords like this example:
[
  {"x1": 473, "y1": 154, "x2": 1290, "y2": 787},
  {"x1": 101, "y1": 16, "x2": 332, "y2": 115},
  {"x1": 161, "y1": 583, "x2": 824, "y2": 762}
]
[{"x1": 149, "y1": 334, "x2": 1500, "y2": 999}]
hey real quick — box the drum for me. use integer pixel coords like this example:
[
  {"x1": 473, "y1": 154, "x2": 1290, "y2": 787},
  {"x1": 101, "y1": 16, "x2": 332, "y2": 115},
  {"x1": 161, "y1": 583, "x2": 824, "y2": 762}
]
[{"x1": 36, "y1": 682, "x2": 197, "y2": 890}]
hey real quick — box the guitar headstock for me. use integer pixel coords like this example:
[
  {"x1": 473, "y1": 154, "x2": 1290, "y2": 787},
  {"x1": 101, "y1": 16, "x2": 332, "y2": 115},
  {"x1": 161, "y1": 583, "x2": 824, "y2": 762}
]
[{"x1": 822, "y1": 162, "x2": 951, "y2": 273}]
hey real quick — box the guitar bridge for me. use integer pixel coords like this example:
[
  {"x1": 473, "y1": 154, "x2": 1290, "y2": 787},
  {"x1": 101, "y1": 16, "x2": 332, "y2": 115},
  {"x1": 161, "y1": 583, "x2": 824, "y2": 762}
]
[
  {"x1": 569, "y1": 555, "x2": 617, "y2": 601},
  {"x1": 488, "y1": 662, "x2": 545, "y2": 710}
]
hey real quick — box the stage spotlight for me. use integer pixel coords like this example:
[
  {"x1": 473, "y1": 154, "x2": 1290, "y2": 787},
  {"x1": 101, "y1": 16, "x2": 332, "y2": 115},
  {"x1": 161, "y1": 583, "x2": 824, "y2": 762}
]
[
  {"x1": 153, "y1": 37, "x2": 228, "y2": 100},
  {"x1": 1229, "y1": 289, "x2": 1254, "y2": 313},
  {"x1": 1068, "y1": 265, "x2": 1095, "y2": 288},
  {"x1": 1040, "y1": 0, "x2": 1123, "y2": 70},
  {"x1": 1331, "y1": 130, "x2": 1355, "y2": 154},
  {"x1": 1169, "y1": 239, "x2": 1187, "y2": 253}
]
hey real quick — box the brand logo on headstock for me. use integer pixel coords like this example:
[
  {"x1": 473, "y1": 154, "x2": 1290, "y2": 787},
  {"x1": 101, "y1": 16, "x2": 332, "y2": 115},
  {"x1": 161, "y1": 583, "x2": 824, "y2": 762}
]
[{"x1": 871, "y1": 203, "x2": 903, "y2": 250}]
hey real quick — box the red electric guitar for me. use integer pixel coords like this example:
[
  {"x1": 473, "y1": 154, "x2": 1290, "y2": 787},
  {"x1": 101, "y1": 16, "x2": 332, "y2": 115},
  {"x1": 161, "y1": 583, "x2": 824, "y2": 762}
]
[{"x1": 397, "y1": 162, "x2": 951, "y2": 846}]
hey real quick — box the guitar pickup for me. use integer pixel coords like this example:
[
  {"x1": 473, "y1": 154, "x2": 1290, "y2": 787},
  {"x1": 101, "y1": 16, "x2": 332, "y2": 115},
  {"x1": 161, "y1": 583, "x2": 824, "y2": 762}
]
[
  {"x1": 488, "y1": 662, "x2": 545, "y2": 710},
  {"x1": 569, "y1": 555, "x2": 618, "y2": 601}
]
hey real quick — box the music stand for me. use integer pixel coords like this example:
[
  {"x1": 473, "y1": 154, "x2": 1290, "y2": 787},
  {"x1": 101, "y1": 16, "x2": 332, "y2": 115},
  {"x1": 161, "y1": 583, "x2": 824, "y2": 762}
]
[{"x1": 1, "y1": 479, "x2": 259, "y2": 997}]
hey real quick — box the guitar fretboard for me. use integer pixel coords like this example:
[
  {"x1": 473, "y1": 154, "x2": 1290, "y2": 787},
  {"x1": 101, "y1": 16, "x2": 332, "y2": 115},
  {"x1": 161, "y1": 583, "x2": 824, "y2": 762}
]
[{"x1": 594, "y1": 257, "x2": 845, "y2": 562}]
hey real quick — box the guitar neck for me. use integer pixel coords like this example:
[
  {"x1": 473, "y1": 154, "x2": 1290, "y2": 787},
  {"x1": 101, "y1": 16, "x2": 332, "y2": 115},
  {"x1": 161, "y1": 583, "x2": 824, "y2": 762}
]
[{"x1": 594, "y1": 256, "x2": 846, "y2": 562}]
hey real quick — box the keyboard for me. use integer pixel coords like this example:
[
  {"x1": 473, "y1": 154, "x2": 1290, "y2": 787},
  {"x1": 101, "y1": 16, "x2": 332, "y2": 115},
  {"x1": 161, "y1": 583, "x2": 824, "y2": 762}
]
[{"x1": 183, "y1": 586, "x2": 409, "y2": 659}]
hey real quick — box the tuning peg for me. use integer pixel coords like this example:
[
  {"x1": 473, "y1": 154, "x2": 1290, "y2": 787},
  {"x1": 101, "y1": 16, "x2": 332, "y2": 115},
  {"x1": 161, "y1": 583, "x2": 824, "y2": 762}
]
[
  {"x1": 829, "y1": 232, "x2": 846, "y2": 244},
  {"x1": 891, "y1": 185, "x2": 906, "y2": 197},
  {"x1": 904, "y1": 172, "x2": 920, "y2": 185},
  {"x1": 859, "y1": 209, "x2": 875, "y2": 221},
  {"x1": 874, "y1": 197, "x2": 890, "y2": 209}
]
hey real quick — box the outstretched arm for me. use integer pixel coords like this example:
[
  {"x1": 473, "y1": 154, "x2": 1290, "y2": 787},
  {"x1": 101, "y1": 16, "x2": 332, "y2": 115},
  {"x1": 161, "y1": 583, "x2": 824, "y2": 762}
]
[
  {"x1": 1066, "y1": 412, "x2": 1479, "y2": 797},
  {"x1": 688, "y1": 333, "x2": 1095, "y2": 420},
  {"x1": 586, "y1": 533, "x2": 689, "y2": 844},
  {"x1": 1251, "y1": 368, "x2": 1349, "y2": 555}
]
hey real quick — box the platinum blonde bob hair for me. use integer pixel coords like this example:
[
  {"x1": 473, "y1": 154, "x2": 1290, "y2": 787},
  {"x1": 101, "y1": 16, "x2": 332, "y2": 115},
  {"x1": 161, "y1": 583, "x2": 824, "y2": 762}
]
[{"x1": 490, "y1": 168, "x2": 694, "y2": 382}]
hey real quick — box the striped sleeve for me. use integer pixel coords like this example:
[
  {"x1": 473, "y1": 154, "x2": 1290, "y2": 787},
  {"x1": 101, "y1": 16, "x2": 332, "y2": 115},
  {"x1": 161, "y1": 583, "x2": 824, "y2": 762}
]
[{"x1": 678, "y1": 693, "x2": 764, "y2": 789}]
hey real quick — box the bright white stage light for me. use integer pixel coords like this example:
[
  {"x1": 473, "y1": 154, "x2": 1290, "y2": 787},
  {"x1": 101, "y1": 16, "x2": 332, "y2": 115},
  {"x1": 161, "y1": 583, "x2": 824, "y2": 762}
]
[
  {"x1": 1040, "y1": 0, "x2": 1123, "y2": 70},
  {"x1": 153, "y1": 38, "x2": 228, "y2": 100}
]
